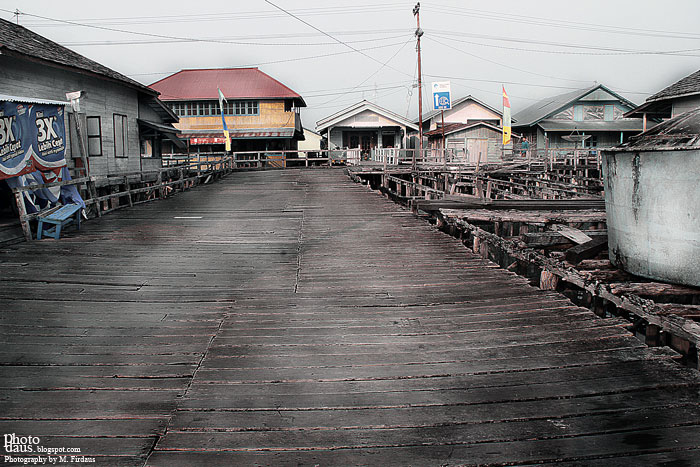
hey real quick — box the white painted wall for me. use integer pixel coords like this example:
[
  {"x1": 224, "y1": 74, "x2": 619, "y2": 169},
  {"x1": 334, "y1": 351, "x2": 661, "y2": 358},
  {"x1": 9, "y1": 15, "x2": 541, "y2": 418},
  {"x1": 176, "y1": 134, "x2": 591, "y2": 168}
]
[{"x1": 298, "y1": 129, "x2": 322, "y2": 155}]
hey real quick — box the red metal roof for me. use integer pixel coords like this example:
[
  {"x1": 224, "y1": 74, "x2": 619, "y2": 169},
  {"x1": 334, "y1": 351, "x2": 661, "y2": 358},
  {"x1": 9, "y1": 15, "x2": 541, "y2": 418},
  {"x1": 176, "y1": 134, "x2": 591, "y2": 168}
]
[{"x1": 149, "y1": 68, "x2": 305, "y2": 106}]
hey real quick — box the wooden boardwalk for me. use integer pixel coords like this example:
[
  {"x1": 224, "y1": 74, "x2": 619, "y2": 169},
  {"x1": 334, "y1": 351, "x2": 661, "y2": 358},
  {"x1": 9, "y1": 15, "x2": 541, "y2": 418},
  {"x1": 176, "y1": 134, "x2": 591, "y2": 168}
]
[{"x1": 1, "y1": 168, "x2": 699, "y2": 466}]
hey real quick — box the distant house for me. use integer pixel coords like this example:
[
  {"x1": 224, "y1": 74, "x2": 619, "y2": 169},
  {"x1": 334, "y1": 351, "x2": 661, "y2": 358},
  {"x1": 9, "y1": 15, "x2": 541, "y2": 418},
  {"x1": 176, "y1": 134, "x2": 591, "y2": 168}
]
[
  {"x1": 418, "y1": 95, "x2": 503, "y2": 132},
  {"x1": 316, "y1": 100, "x2": 418, "y2": 157},
  {"x1": 0, "y1": 18, "x2": 180, "y2": 176},
  {"x1": 425, "y1": 122, "x2": 514, "y2": 164},
  {"x1": 149, "y1": 68, "x2": 306, "y2": 153},
  {"x1": 625, "y1": 68, "x2": 700, "y2": 127},
  {"x1": 417, "y1": 95, "x2": 506, "y2": 159},
  {"x1": 512, "y1": 84, "x2": 644, "y2": 151}
]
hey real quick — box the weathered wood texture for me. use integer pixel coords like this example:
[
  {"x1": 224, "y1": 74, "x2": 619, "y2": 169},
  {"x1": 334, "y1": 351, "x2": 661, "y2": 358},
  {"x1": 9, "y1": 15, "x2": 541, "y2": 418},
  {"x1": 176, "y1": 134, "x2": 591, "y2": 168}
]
[{"x1": 0, "y1": 169, "x2": 698, "y2": 467}]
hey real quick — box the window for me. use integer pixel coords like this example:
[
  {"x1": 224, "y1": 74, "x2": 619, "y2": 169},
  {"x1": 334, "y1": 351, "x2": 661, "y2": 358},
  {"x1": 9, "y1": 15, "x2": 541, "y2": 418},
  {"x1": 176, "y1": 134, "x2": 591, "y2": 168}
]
[
  {"x1": 113, "y1": 114, "x2": 128, "y2": 158},
  {"x1": 584, "y1": 134, "x2": 598, "y2": 148},
  {"x1": 232, "y1": 101, "x2": 258, "y2": 115},
  {"x1": 86, "y1": 116, "x2": 102, "y2": 156},
  {"x1": 168, "y1": 100, "x2": 256, "y2": 116}
]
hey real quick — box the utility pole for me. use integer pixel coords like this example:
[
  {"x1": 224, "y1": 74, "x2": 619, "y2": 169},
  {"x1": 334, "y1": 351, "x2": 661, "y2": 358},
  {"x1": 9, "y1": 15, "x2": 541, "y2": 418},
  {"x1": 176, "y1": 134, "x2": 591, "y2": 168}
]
[{"x1": 413, "y1": 2, "x2": 423, "y2": 171}]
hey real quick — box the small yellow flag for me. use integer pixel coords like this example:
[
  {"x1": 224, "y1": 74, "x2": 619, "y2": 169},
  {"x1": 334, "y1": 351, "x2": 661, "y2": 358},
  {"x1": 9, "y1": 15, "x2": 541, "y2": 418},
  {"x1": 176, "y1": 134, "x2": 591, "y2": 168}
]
[
  {"x1": 224, "y1": 130, "x2": 231, "y2": 152},
  {"x1": 502, "y1": 85, "x2": 512, "y2": 145}
]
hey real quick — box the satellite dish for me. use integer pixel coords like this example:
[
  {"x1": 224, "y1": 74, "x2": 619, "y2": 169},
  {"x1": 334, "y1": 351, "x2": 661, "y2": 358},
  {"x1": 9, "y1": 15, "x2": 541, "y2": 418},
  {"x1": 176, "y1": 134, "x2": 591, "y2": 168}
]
[{"x1": 561, "y1": 128, "x2": 591, "y2": 143}]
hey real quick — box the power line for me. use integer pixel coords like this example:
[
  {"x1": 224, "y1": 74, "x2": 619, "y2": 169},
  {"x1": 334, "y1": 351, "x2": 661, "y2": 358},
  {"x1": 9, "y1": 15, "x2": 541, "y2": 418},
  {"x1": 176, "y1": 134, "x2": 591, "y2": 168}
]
[
  {"x1": 261, "y1": 0, "x2": 413, "y2": 79},
  {"x1": 305, "y1": 84, "x2": 409, "y2": 99},
  {"x1": 426, "y1": 36, "x2": 591, "y2": 84},
  {"x1": 0, "y1": 6, "x2": 413, "y2": 56},
  {"x1": 126, "y1": 40, "x2": 411, "y2": 81},
  {"x1": 429, "y1": 32, "x2": 700, "y2": 57},
  {"x1": 423, "y1": 73, "x2": 652, "y2": 95},
  {"x1": 317, "y1": 40, "x2": 412, "y2": 106},
  {"x1": 425, "y1": 4, "x2": 700, "y2": 41},
  {"x1": 19, "y1": 4, "x2": 410, "y2": 27},
  {"x1": 60, "y1": 33, "x2": 412, "y2": 48}
]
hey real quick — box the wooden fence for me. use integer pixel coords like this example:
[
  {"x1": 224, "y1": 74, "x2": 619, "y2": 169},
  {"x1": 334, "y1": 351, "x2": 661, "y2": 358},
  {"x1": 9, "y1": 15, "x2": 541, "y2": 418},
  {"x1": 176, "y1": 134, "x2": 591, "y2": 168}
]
[{"x1": 10, "y1": 155, "x2": 236, "y2": 241}]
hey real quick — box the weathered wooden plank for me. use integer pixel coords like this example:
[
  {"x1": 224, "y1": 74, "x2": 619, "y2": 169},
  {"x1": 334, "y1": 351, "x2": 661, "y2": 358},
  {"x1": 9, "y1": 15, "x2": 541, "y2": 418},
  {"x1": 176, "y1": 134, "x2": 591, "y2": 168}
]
[
  {"x1": 550, "y1": 223, "x2": 594, "y2": 244},
  {"x1": 565, "y1": 235, "x2": 609, "y2": 264},
  {"x1": 146, "y1": 425, "x2": 700, "y2": 466},
  {"x1": 0, "y1": 168, "x2": 697, "y2": 467}
]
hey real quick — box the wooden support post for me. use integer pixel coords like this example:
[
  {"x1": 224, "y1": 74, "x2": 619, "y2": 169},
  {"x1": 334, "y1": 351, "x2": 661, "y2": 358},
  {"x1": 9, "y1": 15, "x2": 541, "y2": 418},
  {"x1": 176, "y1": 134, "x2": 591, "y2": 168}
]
[
  {"x1": 645, "y1": 324, "x2": 661, "y2": 347},
  {"x1": 124, "y1": 176, "x2": 133, "y2": 207},
  {"x1": 87, "y1": 178, "x2": 100, "y2": 217},
  {"x1": 13, "y1": 190, "x2": 32, "y2": 241},
  {"x1": 473, "y1": 236, "x2": 489, "y2": 259},
  {"x1": 110, "y1": 185, "x2": 119, "y2": 210},
  {"x1": 539, "y1": 269, "x2": 559, "y2": 290},
  {"x1": 591, "y1": 297, "x2": 606, "y2": 318}
]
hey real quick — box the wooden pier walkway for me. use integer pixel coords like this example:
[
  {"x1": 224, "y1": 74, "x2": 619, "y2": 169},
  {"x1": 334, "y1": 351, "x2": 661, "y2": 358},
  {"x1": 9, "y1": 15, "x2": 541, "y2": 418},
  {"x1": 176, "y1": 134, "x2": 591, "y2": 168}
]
[{"x1": 1, "y1": 168, "x2": 699, "y2": 466}]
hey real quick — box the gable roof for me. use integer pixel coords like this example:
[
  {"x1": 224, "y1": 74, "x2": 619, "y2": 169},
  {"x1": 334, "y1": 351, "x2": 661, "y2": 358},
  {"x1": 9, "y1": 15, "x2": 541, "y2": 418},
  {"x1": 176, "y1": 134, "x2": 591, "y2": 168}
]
[
  {"x1": 424, "y1": 121, "x2": 506, "y2": 137},
  {"x1": 0, "y1": 18, "x2": 155, "y2": 95},
  {"x1": 418, "y1": 95, "x2": 502, "y2": 123},
  {"x1": 149, "y1": 68, "x2": 306, "y2": 107},
  {"x1": 646, "y1": 69, "x2": 700, "y2": 103},
  {"x1": 316, "y1": 100, "x2": 419, "y2": 132},
  {"x1": 512, "y1": 84, "x2": 638, "y2": 128}
]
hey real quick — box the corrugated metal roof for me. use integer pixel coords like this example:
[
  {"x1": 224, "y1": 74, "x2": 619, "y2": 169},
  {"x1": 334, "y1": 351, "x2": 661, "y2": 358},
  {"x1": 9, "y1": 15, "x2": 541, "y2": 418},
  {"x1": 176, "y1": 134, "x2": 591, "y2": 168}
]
[
  {"x1": 606, "y1": 108, "x2": 700, "y2": 152},
  {"x1": 424, "y1": 123, "x2": 468, "y2": 137},
  {"x1": 646, "y1": 69, "x2": 700, "y2": 102},
  {"x1": 137, "y1": 119, "x2": 178, "y2": 134},
  {"x1": 424, "y1": 121, "x2": 505, "y2": 137},
  {"x1": 150, "y1": 68, "x2": 306, "y2": 107},
  {"x1": 0, "y1": 94, "x2": 69, "y2": 106},
  {"x1": 512, "y1": 87, "x2": 593, "y2": 127},
  {"x1": 418, "y1": 95, "x2": 503, "y2": 124},
  {"x1": 512, "y1": 84, "x2": 638, "y2": 128},
  {"x1": 0, "y1": 18, "x2": 155, "y2": 95},
  {"x1": 538, "y1": 119, "x2": 645, "y2": 132},
  {"x1": 316, "y1": 100, "x2": 418, "y2": 132}
]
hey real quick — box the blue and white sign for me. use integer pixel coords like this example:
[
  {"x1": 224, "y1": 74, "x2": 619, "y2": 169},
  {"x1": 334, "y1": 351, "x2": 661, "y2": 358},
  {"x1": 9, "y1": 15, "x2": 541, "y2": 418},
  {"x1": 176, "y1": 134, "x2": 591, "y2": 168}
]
[
  {"x1": 0, "y1": 101, "x2": 67, "y2": 180},
  {"x1": 432, "y1": 81, "x2": 451, "y2": 111}
]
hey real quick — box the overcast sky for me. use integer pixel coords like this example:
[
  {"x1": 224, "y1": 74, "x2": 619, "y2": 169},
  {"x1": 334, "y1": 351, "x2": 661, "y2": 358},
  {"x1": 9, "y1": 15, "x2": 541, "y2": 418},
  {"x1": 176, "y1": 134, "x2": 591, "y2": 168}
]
[{"x1": 2, "y1": 1, "x2": 699, "y2": 128}]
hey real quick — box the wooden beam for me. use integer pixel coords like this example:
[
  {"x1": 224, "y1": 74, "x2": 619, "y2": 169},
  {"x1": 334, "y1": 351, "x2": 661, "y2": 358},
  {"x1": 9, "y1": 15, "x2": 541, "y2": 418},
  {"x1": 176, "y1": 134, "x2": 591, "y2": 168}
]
[
  {"x1": 550, "y1": 224, "x2": 593, "y2": 245},
  {"x1": 565, "y1": 236, "x2": 608, "y2": 264}
]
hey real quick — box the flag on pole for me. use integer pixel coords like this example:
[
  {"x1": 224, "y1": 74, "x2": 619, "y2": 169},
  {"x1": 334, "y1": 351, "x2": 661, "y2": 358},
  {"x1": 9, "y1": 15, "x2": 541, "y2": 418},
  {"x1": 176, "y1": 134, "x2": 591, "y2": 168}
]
[
  {"x1": 502, "y1": 85, "x2": 511, "y2": 146},
  {"x1": 218, "y1": 87, "x2": 231, "y2": 152}
]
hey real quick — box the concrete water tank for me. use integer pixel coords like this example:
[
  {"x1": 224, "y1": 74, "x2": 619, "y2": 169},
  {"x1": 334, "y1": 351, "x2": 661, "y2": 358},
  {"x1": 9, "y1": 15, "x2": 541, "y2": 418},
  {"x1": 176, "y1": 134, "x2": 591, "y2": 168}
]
[{"x1": 602, "y1": 109, "x2": 700, "y2": 287}]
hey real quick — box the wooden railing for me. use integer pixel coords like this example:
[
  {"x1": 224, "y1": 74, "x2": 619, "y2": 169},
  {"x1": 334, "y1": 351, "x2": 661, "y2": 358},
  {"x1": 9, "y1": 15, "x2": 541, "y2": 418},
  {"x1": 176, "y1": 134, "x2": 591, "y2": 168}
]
[
  {"x1": 10, "y1": 155, "x2": 236, "y2": 241},
  {"x1": 164, "y1": 150, "x2": 334, "y2": 169}
]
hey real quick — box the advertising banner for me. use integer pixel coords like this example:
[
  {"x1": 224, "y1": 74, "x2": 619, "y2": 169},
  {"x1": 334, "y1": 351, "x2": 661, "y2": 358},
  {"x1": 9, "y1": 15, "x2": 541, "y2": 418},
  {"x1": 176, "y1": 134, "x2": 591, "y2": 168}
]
[{"x1": 0, "y1": 101, "x2": 67, "y2": 180}]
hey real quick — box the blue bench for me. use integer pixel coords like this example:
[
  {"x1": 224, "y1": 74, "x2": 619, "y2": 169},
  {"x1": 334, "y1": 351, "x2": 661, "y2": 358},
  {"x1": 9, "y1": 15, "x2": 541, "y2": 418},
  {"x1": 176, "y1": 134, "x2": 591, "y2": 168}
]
[{"x1": 37, "y1": 204, "x2": 82, "y2": 240}]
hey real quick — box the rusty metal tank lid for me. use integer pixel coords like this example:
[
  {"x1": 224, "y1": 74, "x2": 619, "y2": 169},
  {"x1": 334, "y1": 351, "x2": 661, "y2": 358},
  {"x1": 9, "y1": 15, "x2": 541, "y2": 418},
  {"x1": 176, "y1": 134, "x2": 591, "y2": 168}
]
[{"x1": 605, "y1": 107, "x2": 700, "y2": 152}]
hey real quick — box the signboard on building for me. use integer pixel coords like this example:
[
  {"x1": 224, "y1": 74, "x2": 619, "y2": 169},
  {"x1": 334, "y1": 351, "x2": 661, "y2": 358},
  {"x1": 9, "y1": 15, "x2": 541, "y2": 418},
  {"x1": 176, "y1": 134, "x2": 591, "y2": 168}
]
[
  {"x1": 432, "y1": 81, "x2": 451, "y2": 111},
  {"x1": 190, "y1": 137, "x2": 226, "y2": 145},
  {"x1": 0, "y1": 101, "x2": 67, "y2": 180}
]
